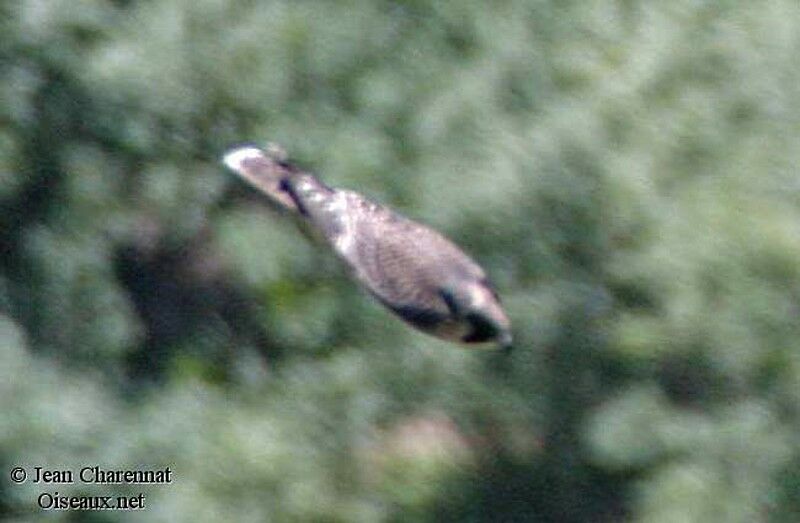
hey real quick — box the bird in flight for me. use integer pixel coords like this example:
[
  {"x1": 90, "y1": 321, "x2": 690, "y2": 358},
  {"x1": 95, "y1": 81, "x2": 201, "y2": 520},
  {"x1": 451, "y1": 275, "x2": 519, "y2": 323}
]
[{"x1": 222, "y1": 144, "x2": 512, "y2": 351}]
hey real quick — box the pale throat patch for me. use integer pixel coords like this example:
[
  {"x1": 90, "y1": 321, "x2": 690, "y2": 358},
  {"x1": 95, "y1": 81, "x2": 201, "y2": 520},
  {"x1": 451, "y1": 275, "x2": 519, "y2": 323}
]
[{"x1": 328, "y1": 193, "x2": 355, "y2": 255}]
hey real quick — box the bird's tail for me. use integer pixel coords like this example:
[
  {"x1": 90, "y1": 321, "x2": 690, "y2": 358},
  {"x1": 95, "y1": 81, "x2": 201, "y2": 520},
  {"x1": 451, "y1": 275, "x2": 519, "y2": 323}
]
[{"x1": 222, "y1": 144, "x2": 303, "y2": 213}]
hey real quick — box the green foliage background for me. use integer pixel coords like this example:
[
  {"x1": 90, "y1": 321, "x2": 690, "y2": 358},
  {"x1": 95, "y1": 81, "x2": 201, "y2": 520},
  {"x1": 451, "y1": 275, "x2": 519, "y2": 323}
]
[{"x1": 2, "y1": 1, "x2": 800, "y2": 521}]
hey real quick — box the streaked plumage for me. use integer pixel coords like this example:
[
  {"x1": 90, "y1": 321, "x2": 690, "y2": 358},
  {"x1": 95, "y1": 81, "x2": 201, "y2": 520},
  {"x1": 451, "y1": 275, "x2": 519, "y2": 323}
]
[{"x1": 222, "y1": 144, "x2": 512, "y2": 350}]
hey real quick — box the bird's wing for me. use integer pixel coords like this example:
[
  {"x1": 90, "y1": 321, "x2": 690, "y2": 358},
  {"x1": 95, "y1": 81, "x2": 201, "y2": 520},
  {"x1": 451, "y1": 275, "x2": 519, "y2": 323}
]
[{"x1": 325, "y1": 192, "x2": 486, "y2": 320}]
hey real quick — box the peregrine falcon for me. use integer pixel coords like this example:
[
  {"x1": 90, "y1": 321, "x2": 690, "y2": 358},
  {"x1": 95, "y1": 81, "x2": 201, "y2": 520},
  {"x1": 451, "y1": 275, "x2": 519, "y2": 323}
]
[{"x1": 223, "y1": 144, "x2": 512, "y2": 350}]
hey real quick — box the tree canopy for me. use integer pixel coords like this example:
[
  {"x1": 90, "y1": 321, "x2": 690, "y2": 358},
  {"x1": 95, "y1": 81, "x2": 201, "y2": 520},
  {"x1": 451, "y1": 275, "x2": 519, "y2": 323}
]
[{"x1": 2, "y1": 1, "x2": 799, "y2": 521}]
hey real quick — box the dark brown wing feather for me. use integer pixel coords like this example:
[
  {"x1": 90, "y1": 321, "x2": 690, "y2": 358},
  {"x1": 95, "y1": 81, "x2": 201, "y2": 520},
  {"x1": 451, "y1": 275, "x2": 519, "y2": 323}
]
[{"x1": 334, "y1": 195, "x2": 485, "y2": 325}]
